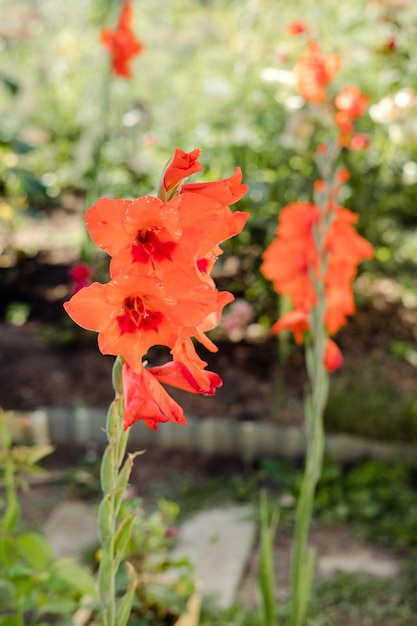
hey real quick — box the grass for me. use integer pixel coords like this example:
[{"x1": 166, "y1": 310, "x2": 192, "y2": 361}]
[
  {"x1": 324, "y1": 374, "x2": 417, "y2": 444},
  {"x1": 38, "y1": 449, "x2": 417, "y2": 625},
  {"x1": 201, "y1": 572, "x2": 417, "y2": 626}
]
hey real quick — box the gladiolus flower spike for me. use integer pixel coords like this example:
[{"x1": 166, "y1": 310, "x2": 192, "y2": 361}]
[
  {"x1": 261, "y1": 155, "x2": 373, "y2": 373},
  {"x1": 101, "y1": 0, "x2": 143, "y2": 78},
  {"x1": 65, "y1": 148, "x2": 249, "y2": 429}
]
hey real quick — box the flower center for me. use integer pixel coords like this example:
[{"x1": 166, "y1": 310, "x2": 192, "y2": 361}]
[
  {"x1": 117, "y1": 296, "x2": 163, "y2": 334},
  {"x1": 132, "y1": 228, "x2": 176, "y2": 263}
]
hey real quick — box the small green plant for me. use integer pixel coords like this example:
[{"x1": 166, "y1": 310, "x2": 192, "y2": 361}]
[
  {"x1": 308, "y1": 572, "x2": 417, "y2": 626},
  {"x1": 315, "y1": 459, "x2": 417, "y2": 548},
  {"x1": 124, "y1": 496, "x2": 195, "y2": 623},
  {"x1": 85, "y1": 492, "x2": 195, "y2": 625},
  {"x1": 0, "y1": 408, "x2": 97, "y2": 625}
]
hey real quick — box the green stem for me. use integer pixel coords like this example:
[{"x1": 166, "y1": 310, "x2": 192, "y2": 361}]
[
  {"x1": 288, "y1": 148, "x2": 334, "y2": 626},
  {"x1": 289, "y1": 333, "x2": 327, "y2": 626},
  {"x1": 97, "y1": 357, "x2": 130, "y2": 626},
  {"x1": 0, "y1": 412, "x2": 24, "y2": 624},
  {"x1": 0, "y1": 412, "x2": 20, "y2": 534},
  {"x1": 273, "y1": 294, "x2": 292, "y2": 421}
]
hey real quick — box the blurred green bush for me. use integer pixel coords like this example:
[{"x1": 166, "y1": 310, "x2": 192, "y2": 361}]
[{"x1": 1, "y1": 0, "x2": 417, "y2": 313}]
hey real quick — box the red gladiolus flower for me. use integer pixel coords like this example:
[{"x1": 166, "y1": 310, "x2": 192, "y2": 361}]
[
  {"x1": 295, "y1": 42, "x2": 341, "y2": 104},
  {"x1": 334, "y1": 85, "x2": 369, "y2": 145},
  {"x1": 324, "y1": 339, "x2": 343, "y2": 372},
  {"x1": 86, "y1": 195, "x2": 183, "y2": 274},
  {"x1": 161, "y1": 147, "x2": 203, "y2": 196},
  {"x1": 122, "y1": 362, "x2": 186, "y2": 430},
  {"x1": 348, "y1": 133, "x2": 369, "y2": 151},
  {"x1": 149, "y1": 339, "x2": 222, "y2": 395},
  {"x1": 86, "y1": 176, "x2": 249, "y2": 283},
  {"x1": 65, "y1": 147, "x2": 248, "y2": 428},
  {"x1": 101, "y1": 1, "x2": 143, "y2": 78},
  {"x1": 285, "y1": 21, "x2": 307, "y2": 36},
  {"x1": 65, "y1": 270, "x2": 234, "y2": 372},
  {"x1": 64, "y1": 275, "x2": 176, "y2": 371},
  {"x1": 272, "y1": 309, "x2": 310, "y2": 344},
  {"x1": 260, "y1": 199, "x2": 373, "y2": 370},
  {"x1": 69, "y1": 263, "x2": 93, "y2": 294},
  {"x1": 334, "y1": 86, "x2": 369, "y2": 121},
  {"x1": 261, "y1": 203, "x2": 319, "y2": 311}
]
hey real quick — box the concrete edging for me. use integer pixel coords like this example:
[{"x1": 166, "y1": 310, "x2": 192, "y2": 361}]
[{"x1": 10, "y1": 407, "x2": 417, "y2": 467}]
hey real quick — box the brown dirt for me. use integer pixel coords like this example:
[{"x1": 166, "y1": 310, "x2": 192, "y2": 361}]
[{"x1": 0, "y1": 296, "x2": 416, "y2": 431}]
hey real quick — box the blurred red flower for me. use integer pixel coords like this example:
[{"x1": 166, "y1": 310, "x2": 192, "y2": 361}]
[
  {"x1": 101, "y1": 1, "x2": 143, "y2": 78},
  {"x1": 334, "y1": 85, "x2": 369, "y2": 144},
  {"x1": 69, "y1": 263, "x2": 93, "y2": 294},
  {"x1": 295, "y1": 42, "x2": 341, "y2": 104},
  {"x1": 260, "y1": 200, "x2": 373, "y2": 371},
  {"x1": 285, "y1": 21, "x2": 307, "y2": 36}
]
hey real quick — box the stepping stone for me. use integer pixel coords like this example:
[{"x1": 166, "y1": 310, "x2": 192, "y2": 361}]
[
  {"x1": 43, "y1": 500, "x2": 98, "y2": 562},
  {"x1": 317, "y1": 549, "x2": 400, "y2": 578},
  {"x1": 172, "y1": 505, "x2": 256, "y2": 609}
]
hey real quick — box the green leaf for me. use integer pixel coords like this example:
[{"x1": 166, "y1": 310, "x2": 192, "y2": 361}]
[
  {"x1": 12, "y1": 444, "x2": 54, "y2": 468},
  {"x1": 114, "y1": 513, "x2": 135, "y2": 562},
  {"x1": 98, "y1": 494, "x2": 114, "y2": 544},
  {"x1": 0, "y1": 536, "x2": 15, "y2": 566},
  {"x1": 258, "y1": 490, "x2": 278, "y2": 626},
  {"x1": 146, "y1": 583, "x2": 188, "y2": 615},
  {"x1": 2, "y1": 500, "x2": 20, "y2": 533},
  {"x1": 116, "y1": 563, "x2": 137, "y2": 626},
  {"x1": 16, "y1": 532, "x2": 52, "y2": 570},
  {"x1": 39, "y1": 597, "x2": 77, "y2": 615},
  {"x1": 51, "y1": 558, "x2": 97, "y2": 598},
  {"x1": 100, "y1": 446, "x2": 115, "y2": 494}
]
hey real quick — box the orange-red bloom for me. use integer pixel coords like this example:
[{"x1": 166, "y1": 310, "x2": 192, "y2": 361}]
[
  {"x1": 348, "y1": 134, "x2": 369, "y2": 151},
  {"x1": 101, "y1": 1, "x2": 143, "y2": 78},
  {"x1": 261, "y1": 203, "x2": 319, "y2": 311},
  {"x1": 295, "y1": 41, "x2": 341, "y2": 104},
  {"x1": 69, "y1": 263, "x2": 93, "y2": 294},
  {"x1": 65, "y1": 271, "x2": 233, "y2": 373},
  {"x1": 260, "y1": 199, "x2": 373, "y2": 371},
  {"x1": 161, "y1": 148, "x2": 203, "y2": 197},
  {"x1": 122, "y1": 362, "x2": 186, "y2": 430},
  {"x1": 86, "y1": 160, "x2": 249, "y2": 283},
  {"x1": 285, "y1": 21, "x2": 307, "y2": 36},
  {"x1": 324, "y1": 339, "x2": 344, "y2": 372},
  {"x1": 272, "y1": 309, "x2": 310, "y2": 344},
  {"x1": 149, "y1": 339, "x2": 222, "y2": 396},
  {"x1": 334, "y1": 85, "x2": 369, "y2": 145},
  {"x1": 334, "y1": 86, "x2": 369, "y2": 122},
  {"x1": 65, "y1": 275, "x2": 175, "y2": 370},
  {"x1": 65, "y1": 147, "x2": 248, "y2": 429}
]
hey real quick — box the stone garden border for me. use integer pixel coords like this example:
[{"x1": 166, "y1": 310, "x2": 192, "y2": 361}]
[{"x1": 10, "y1": 407, "x2": 417, "y2": 467}]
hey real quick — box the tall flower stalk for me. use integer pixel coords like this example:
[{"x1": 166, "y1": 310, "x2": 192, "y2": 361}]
[
  {"x1": 65, "y1": 148, "x2": 249, "y2": 624},
  {"x1": 96, "y1": 357, "x2": 138, "y2": 626},
  {"x1": 83, "y1": 1, "x2": 144, "y2": 258},
  {"x1": 260, "y1": 24, "x2": 373, "y2": 625},
  {"x1": 288, "y1": 143, "x2": 338, "y2": 626}
]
